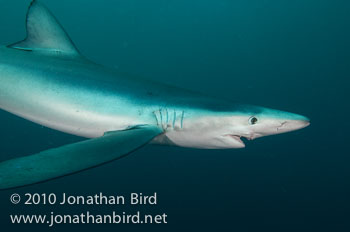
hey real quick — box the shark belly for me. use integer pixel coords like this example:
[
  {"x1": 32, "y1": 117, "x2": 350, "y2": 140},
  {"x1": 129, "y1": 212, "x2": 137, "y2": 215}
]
[{"x1": 0, "y1": 53, "x2": 155, "y2": 138}]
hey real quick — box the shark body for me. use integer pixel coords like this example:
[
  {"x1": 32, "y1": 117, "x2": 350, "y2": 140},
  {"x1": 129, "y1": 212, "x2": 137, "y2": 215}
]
[{"x1": 0, "y1": 1, "x2": 309, "y2": 189}]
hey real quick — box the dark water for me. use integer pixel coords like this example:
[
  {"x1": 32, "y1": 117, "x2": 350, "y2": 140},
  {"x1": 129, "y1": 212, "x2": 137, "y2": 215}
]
[{"x1": 0, "y1": 0, "x2": 349, "y2": 231}]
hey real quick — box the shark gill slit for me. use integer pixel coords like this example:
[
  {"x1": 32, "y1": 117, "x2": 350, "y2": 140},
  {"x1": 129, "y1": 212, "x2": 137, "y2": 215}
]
[
  {"x1": 172, "y1": 110, "x2": 176, "y2": 128},
  {"x1": 181, "y1": 111, "x2": 185, "y2": 129}
]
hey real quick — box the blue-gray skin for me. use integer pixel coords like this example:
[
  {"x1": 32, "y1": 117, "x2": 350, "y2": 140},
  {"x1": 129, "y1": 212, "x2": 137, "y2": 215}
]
[{"x1": 0, "y1": 1, "x2": 309, "y2": 189}]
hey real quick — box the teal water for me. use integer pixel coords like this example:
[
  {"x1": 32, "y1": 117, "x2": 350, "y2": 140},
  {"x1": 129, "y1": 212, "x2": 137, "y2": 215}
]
[{"x1": 0, "y1": 0, "x2": 349, "y2": 231}]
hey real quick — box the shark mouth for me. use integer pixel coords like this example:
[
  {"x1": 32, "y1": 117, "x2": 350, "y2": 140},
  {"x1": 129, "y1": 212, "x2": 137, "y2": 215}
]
[
  {"x1": 224, "y1": 133, "x2": 257, "y2": 147},
  {"x1": 225, "y1": 134, "x2": 245, "y2": 146}
]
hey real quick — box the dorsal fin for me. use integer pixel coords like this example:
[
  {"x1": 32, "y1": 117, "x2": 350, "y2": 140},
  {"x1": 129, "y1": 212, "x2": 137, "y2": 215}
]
[{"x1": 8, "y1": 0, "x2": 80, "y2": 56}]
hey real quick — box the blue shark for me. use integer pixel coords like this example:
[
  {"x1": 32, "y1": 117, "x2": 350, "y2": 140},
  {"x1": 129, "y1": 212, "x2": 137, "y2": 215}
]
[{"x1": 0, "y1": 1, "x2": 309, "y2": 189}]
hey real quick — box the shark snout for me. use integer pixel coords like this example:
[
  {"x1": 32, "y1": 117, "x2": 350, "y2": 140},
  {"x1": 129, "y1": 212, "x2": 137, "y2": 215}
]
[{"x1": 277, "y1": 119, "x2": 310, "y2": 133}]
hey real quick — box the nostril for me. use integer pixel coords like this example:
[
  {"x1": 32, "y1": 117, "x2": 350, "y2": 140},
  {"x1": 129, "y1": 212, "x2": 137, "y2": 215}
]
[{"x1": 277, "y1": 121, "x2": 287, "y2": 131}]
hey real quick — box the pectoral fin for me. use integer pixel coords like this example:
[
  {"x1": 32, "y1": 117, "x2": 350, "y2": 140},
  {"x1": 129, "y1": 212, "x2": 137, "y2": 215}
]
[{"x1": 0, "y1": 125, "x2": 162, "y2": 190}]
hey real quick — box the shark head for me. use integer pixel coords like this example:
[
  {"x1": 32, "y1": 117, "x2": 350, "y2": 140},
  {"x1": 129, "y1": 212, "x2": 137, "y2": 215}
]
[
  {"x1": 214, "y1": 107, "x2": 310, "y2": 149},
  {"x1": 159, "y1": 105, "x2": 310, "y2": 149}
]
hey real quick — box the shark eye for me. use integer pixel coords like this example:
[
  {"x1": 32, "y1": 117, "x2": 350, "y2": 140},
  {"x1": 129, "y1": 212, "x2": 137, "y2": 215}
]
[{"x1": 249, "y1": 116, "x2": 258, "y2": 125}]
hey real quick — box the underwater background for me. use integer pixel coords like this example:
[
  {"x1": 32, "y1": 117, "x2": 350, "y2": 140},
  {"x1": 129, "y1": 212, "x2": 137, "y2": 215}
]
[{"x1": 0, "y1": 0, "x2": 349, "y2": 231}]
